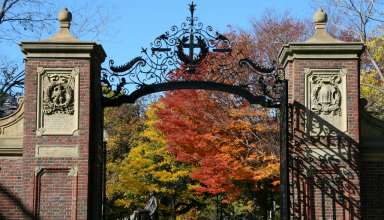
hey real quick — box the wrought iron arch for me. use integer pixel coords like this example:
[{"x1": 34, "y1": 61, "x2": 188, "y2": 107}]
[
  {"x1": 101, "y1": 2, "x2": 290, "y2": 219},
  {"x1": 101, "y1": 2, "x2": 285, "y2": 108}
]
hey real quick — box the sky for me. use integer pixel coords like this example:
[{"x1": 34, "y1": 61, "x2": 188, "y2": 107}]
[
  {"x1": 2, "y1": 0, "x2": 318, "y2": 66},
  {"x1": 96, "y1": 0, "x2": 316, "y2": 65}
]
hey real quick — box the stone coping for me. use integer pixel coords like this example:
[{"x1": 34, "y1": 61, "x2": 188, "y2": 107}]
[
  {"x1": 20, "y1": 41, "x2": 106, "y2": 61},
  {"x1": 278, "y1": 42, "x2": 364, "y2": 67}
]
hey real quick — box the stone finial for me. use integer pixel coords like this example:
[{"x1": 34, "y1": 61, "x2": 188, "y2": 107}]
[
  {"x1": 306, "y1": 8, "x2": 341, "y2": 43},
  {"x1": 313, "y1": 8, "x2": 327, "y2": 24},
  {"x1": 58, "y1": 8, "x2": 72, "y2": 29},
  {"x1": 47, "y1": 8, "x2": 78, "y2": 42}
]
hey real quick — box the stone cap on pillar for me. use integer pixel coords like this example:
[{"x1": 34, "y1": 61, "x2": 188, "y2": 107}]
[
  {"x1": 278, "y1": 8, "x2": 364, "y2": 67},
  {"x1": 47, "y1": 7, "x2": 78, "y2": 42},
  {"x1": 306, "y1": 8, "x2": 341, "y2": 43},
  {"x1": 20, "y1": 8, "x2": 106, "y2": 61}
]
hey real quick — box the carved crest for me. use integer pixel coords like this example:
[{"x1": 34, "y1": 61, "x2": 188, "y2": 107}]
[
  {"x1": 311, "y1": 75, "x2": 342, "y2": 116},
  {"x1": 43, "y1": 74, "x2": 75, "y2": 115}
]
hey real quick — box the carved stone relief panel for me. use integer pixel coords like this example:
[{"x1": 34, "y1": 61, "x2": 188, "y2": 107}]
[
  {"x1": 37, "y1": 68, "x2": 79, "y2": 136},
  {"x1": 305, "y1": 69, "x2": 347, "y2": 135}
]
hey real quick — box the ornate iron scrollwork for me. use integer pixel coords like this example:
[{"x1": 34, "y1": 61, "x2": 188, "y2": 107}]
[{"x1": 102, "y1": 2, "x2": 284, "y2": 107}]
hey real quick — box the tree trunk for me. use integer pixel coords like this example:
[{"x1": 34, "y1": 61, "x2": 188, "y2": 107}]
[{"x1": 171, "y1": 198, "x2": 176, "y2": 220}]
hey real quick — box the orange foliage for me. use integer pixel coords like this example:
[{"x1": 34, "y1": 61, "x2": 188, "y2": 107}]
[
  {"x1": 154, "y1": 15, "x2": 306, "y2": 201},
  {"x1": 155, "y1": 89, "x2": 279, "y2": 201}
]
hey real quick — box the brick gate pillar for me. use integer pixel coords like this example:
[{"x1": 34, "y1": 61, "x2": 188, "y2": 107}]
[
  {"x1": 278, "y1": 9, "x2": 364, "y2": 219},
  {"x1": 20, "y1": 8, "x2": 106, "y2": 219}
]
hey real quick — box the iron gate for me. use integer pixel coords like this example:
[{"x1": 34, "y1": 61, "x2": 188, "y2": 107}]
[{"x1": 102, "y1": 2, "x2": 290, "y2": 219}]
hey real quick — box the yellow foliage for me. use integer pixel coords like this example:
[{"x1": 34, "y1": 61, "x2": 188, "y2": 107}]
[
  {"x1": 362, "y1": 38, "x2": 384, "y2": 120},
  {"x1": 106, "y1": 104, "x2": 198, "y2": 215}
]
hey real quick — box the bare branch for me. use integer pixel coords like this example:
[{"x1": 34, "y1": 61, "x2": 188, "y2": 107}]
[
  {"x1": 313, "y1": 0, "x2": 384, "y2": 81},
  {"x1": 361, "y1": 82, "x2": 384, "y2": 93},
  {"x1": 0, "y1": 0, "x2": 109, "y2": 96}
]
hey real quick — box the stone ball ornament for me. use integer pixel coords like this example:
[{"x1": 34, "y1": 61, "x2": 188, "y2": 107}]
[
  {"x1": 313, "y1": 8, "x2": 328, "y2": 23},
  {"x1": 58, "y1": 8, "x2": 72, "y2": 23}
]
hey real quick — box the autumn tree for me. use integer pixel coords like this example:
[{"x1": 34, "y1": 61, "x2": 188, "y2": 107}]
[
  {"x1": 250, "y1": 10, "x2": 310, "y2": 63},
  {"x1": 104, "y1": 103, "x2": 144, "y2": 162},
  {"x1": 153, "y1": 13, "x2": 306, "y2": 218},
  {"x1": 104, "y1": 11, "x2": 311, "y2": 219},
  {"x1": 361, "y1": 37, "x2": 384, "y2": 119},
  {"x1": 155, "y1": 88, "x2": 279, "y2": 207},
  {"x1": 106, "y1": 104, "x2": 203, "y2": 219}
]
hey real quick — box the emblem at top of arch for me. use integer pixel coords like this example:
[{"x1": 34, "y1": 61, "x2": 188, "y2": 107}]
[
  {"x1": 102, "y1": 2, "x2": 281, "y2": 106},
  {"x1": 310, "y1": 74, "x2": 342, "y2": 116},
  {"x1": 106, "y1": 1, "x2": 232, "y2": 82}
]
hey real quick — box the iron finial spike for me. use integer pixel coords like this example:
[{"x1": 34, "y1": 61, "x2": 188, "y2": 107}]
[{"x1": 189, "y1": 1, "x2": 196, "y2": 20}]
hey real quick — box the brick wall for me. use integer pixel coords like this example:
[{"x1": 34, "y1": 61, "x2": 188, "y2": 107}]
[
  {"x1": 284, "y1": 57, "x2": 362, "y2": 219},
  {"x1": 37, "y1": 169, "x2": 75, "y2": 219},
  {"x1": 0, "y1": 32, "x2": 105, "y2": 219},
  {"x1": 290, "y1": 59, "x2": 360, "y2": 140},
  {"x1": 16, "y1": 45, "x2": 104, "y2": 219},
  {"x1": 22, "y1": 59, "x2": 93, "y2": 219},
  {"x1": 0, "y1": 159, "x2": 26, "y2": 219}
]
